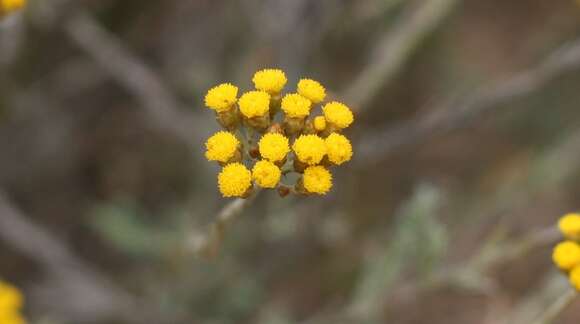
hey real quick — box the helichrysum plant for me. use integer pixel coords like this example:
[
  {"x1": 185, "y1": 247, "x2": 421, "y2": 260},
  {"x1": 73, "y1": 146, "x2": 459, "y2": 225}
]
[
  {"x1": 552, "y1": 212, "x2": 580, "y2": 290},
  {"x1": 0, "y1": 0, "x2": 25, "y2": 18},
  {"x1": 0, "y1": 280, "x2": 26, "y2": 324},
  {"x1": 203, "y1": 69, "x2": 354, "y2": 198}
]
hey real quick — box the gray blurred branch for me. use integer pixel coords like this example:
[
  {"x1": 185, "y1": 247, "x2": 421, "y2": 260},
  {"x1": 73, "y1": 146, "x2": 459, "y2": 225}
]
[
  {"x1": 345, "y1": 0, "x2": 460, "y2": 110},
  {"x1": 0, "y1": 190, "x2": 157, "y2": 323},
  {"x1": 357, "y1": 37, "x2": 580, "y2": 165},
  {"x1": 64, "y1": 11, "x2": 207, "y2": 143},
  {"x1": 189, "y1": 191, "x2": 260, "y2": 260},
  {"x1": 530, "y1": 289, "x2": 577, "y2": 324}
]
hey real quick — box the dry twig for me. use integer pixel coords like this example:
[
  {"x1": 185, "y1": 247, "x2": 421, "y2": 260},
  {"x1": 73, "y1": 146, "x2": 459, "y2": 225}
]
[
  {"x1": 531, "y1": 289, "x2": 577, "y2": 324},
  {"x1": 357, "y1": 37, "x2": 580, "y2": 165},
  {"x1": 64, "y1": 11, "x2": 207, "y2": 143},
  {"x1": 0, "y1": 190, "x2": 146, "y2": 322},
  {"x1": 189, "y1": 191, "x2": 261, "y2": 260},
  {"x1": 345, "y1": 0, "x2": 460, "y2": 110}
]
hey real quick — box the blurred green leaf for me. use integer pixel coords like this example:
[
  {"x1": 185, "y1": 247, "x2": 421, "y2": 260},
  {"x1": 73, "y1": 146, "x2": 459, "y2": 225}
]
[
  {"x1": 90, "y1": 202, "x2": 177, "y2": 259},
  {"x1": 351, "y1": 184, "x2": 447, "y2": 316}
]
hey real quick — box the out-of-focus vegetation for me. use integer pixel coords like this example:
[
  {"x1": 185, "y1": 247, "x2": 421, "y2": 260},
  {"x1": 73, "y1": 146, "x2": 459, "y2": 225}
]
[{"x1": 1, "y1": 0, "x2": 580, "y2": 323}]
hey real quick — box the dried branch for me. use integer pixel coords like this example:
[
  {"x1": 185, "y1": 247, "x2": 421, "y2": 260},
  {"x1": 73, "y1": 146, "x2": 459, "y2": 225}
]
[
  {"x1": 357, "y1": 37, "x2": 580, "y2": 164},
  {"x1": 531, "y1": 289, "x2": 577, "y2": 324},
  {"x1": 63, "y1": 11, "x2": 207, "y2": 143},
  {"x1": 189, "y1": 191, "x2": 261, "y2": 260},
  {"x1": 0, "y1": 190, "x2": 162, "y2": 323},
  {"x1": 345, "y1": 0, "x2": 460, "y2": 110}
]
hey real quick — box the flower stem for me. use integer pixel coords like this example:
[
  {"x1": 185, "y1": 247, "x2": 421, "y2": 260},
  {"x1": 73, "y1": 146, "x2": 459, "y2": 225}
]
[{"x1": 532, "y1": 289, "x2": 577, "y2": 324}]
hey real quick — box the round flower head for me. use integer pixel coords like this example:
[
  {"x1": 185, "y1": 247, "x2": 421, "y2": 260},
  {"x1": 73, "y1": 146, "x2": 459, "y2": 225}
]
[
  {"x1": 297, "y1": 78, "x2": 326, "y2": 104},
  {"x1": 303, "y1": 166, "x2": 332, "y2": 194},
  {"x1": 325, "y1": 133, "x2": 353, "y2": 165},
  {"x1": 1, "y1": 0, "x2": 26, "y2": 12},
  {"x1": 292, "y1": 135, "x2": 326, "y2": 165},
  {"x1": 553, "y1": 241, "x2": 580, "y2": 271},
  {"x1": 0, "y1": 312, "x2": 25, "y2": 324},
  {"x1": 253, "y1": 69, "x2": 287, "y2": 94},
  {"x1": 252, "y1": 160, "x2": 281, "y2": 188},
  {"x1": 218, "y1": 163, "x2": 252, "y2": 197},
  {"x1": 238, "y1": 91, "x2": 271, "y2": 118},
  {"x1": 559, "y1": 213, "x2": 580, "y2": 240},
  {"x1": 281, "y1": 93, "x2": 312, "y2": 118},
  {"x1": 313, "y1": 116, "x2": 326, "y2": 131},
  {"x1": 204, "y1": 83, "x2": 238, "y2": 112},
  {"x1": 258, "y1": 133, "x2": 290, "y2": 162},
  {"x1": 322, "y1": 101, "x2": 354, "y2": 129},
  {"x1": 205, "y1": 131, "x2": 240, "y2": 163},
  {"x1": 570, "y1": 266, "x2": 580, "y2": 291},
  {"x1": 0, "y1": 281, "x2": 23, "y2": 310}
]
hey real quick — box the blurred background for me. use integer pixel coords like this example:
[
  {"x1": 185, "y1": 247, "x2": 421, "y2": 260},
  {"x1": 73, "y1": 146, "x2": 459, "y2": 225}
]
[{"x1": 1, "y1": 0, "x2": 580, "y2": 323}]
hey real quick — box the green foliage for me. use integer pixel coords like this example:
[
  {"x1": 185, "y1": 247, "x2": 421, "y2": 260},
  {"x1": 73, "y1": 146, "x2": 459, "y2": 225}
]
[
  {"x1": 351, "y1": 184, "x2": 447, "y2": 316},
  {"x1": 90, "y1": 202, "x2": 178, "y2": 259}
]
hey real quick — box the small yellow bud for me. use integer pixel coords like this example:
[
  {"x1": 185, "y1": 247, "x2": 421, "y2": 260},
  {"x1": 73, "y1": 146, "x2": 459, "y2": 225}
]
[
  {"x1": 325, "y1": 133, "x2": 353, "y2": 165},
  {"x1": 553, "y1": 241, "x2": 580, "y2": 271},
  {"x1": 297, "y1": 78, "x2": 326, "y2": 104},
  {"x1": 322, "y1": 101, "x2": 354, "y2": 129},
  {"x1": 0, "y1": 311, "x2": 25, "y2": 324},
  {"x1": 258, "y1": 133, "x2": 290, "y2": 163},
  {"x1": 1, "y1": 0, "x2": 26, "y2": 13},
  {"x1": 218, "y1": 163, "x2": 252, "y2": 197},
  {"x1": 0, "y1": 281, "x2": 24, "y2": 310},
  {"x1": 238, "y1": 91, "x2": 271, "y2": 118},
  {"x1": 559, "y1": 213, "x2": 580, "y2": 240},
  {"x1": 292, "y1": 135, "x2": 326, "y2": 165},
  {"x1": 281, "y1": 93, "x2": 311, "y2": 119},
  {"x1": 252, "y1": 160, "x2": 281, "y2": 188},
  {"x1": 570, "y1": 266, "x2": 580, "y2": 291},
  {"x1": 205, "y1": 131, "x2": 240, "y2": 163},
  {"x1": 302, "y1": 166, "x2": 332, "y2": 194},
  {"x1": 204, "y1": 83, "x2": 238, "y2": 112},
  {"x1": 313, "y1": 116, "x2": 326, "y2": 132},
  {"x1": 252, "y1": 69, "x2": 287, "y2": 94}
]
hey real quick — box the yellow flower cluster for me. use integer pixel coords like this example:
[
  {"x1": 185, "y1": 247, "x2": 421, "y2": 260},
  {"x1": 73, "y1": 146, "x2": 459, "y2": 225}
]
[
  {"x1": 0, "y1": 0, "x2": 25, "y2": 17},
  {"x1": 203, "y1": 69, "x2": 355, "y2": 197},
  {"x1": 0, "y1": 281, "x2": 26, "y2": 324},
  {"x1": 553, "y1": 212, "x2": 580, "y2": 291}
]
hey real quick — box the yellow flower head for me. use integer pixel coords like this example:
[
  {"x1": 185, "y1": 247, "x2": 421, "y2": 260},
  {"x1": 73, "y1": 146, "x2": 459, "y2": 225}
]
[
  {"x1": 252, "y1": 160, "x2": 281, "y2": 188},
  {"x1": 313, "y1": 116, "x2": 326, "y2": 131},
  {"x1": 281, "y1": 93, "x2": 312, "y2": 118},
  {"x1": 0, "y1": 281, "x2": 23, "y2": 310},
  {"x1": 292, "y1": 135, "x2": 326, "y2": 165},
  {"x1": 258, "y1": 133, "x2": 290, "y2": 162},
  {"x1": 570, "y1": 266, "x2": 580, "y2": 291},
  {"x1": 553, "y1": 241, "x2": 580, "y2": 271},
  {"x1": 204, "y1": 83, "x2": 238, "y2": 112},
  {"x1": 325, "y1": 133, "x2": 353, "y2": 165},
  {"x1": 252, "y1": 69, "x2": 287, "y2": 94},
  {"x1": 205, "y1": 131, "x2": 240, "y2": 163},
  {"x1": 218, "y1": 163, "x2": 252, "y2": 197},
  {"x1": 297, "y1": 78, "x2": 326, "y2": 104},
  {"x1": 238, "y1": 91, "x2": 271, "y2": 118},
  {"x1": 1, "y1": 0, "x2": 26, "y2": 12},
  {"x1": 559, "y1": 213, "x2": 580, "y2": 240},
  {"x1": 303, "y1": 166, "x2": 332, "y2": 194},
  {"x1": 0, "y1": 311, "x2": 25, "y2": 324},
  {"x1": 322, "y1": 101, "x2": 354, "y2": 129}
]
